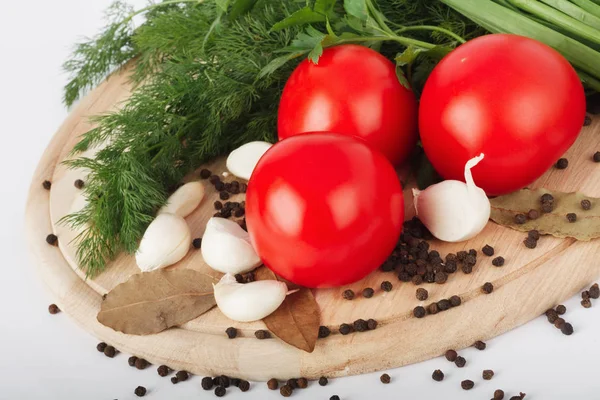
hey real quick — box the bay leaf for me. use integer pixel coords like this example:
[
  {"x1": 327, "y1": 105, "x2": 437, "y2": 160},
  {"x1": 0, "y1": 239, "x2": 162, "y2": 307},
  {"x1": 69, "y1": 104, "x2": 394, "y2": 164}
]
[
  {"x1": 255, "y1": 267, "x2": 321, "y2": 353},
  {"x1": 490, "y1": 188, "x2": 600, "y2": 241},
  {"x1": 98, "y1": 269, "x2": 217, "y2": 335}
]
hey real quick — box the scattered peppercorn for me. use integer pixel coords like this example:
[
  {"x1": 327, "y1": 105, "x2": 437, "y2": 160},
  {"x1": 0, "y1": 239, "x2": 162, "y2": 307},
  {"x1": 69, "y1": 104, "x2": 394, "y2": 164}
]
[
  {"x1": 192, "y1": 238, "x2": 202, "y2": 249},
  {"x1": 367, "y1": 319, "x2": 378, "y2": 330},
  {"x1": 449, "y1": 295, "x2": 462, "y2": 307},
  {"x1": 339, "y1": 323, "x2": 352, "y2": 335},
  {"x1": 567, "y1": 213, "x2": 577, "y2": 223},
  {"x1": 581, "y1": 199, "x2": 592, "y2": 210},
  {"x1": 483, "y1": 370, "x2": 494, "y2": 380},
  {"x1": 541, "y1": 193, "x2": 554, "y2": 203},
  {"x1": 127, "y1": 356, "x2": 138, "y2": 367},
  {"x1": 582, "y1": 290, "x2": 591, "y2": 300},
  {"x1": 554, "y1": 318, "x2": 565, "y2": 329},
  {"x1": 428, "y1": 303, "x2": 439, "y2": 315},
  {"x1": 362, "y1": 288, "x2": 375, "y2": 298},
  {"x1": 482, "y1": 282, "x2": 494, "y2": 294},
  {"x1": 219, "y1": 191, "x2": 230, "y2": 200},
  {"x1": 280, "y1": 384, "x2": 293, "y2": 397},
  {"x1": 156, "y1": 365, "x2": 169, "y2": 377},
  {"x1": 445, "y1": 349, "x2": 458, "y2": 362},
  {"x1": 556, "y1": 305, "x2": 567, "y2": 315},
  {"x1": 318, "y1": 326, "x2": 331, "y2": 338},
  {"x1": 541, "y1": 202, "x2": 554, "y2": 213},
  {"x1": 46, "y1": 234, "x2": 58, "y2": 246},
  {"x1": 461, "y1": 380, "x2": 474, "y2": 390},
  {"x1": 482, "y1": 245, "x2": 494, "y2": 256},
  {"x1": 214, "y1": 386, "x2": 226, "y2": 397},
  {"x1": 380, "y1": 373, "x2": 391, "y2": 384},
  {"x1": 176, "y1": 371, "x2": 189, "y2": 382},
  {"x1": 435, "y1": 272, "x2": 448, "y2": 284},
  {"x1": 432, "y1": 369, "x2": 444, "y2": 381},
  {"x1": 134, "y1": 386, "x2": 146, "y2": 397},
  {"x1": 523, "y1": 237, "x2": 537, "y2": 249},
  {"x1": 437, "y1": 299, "x2": 451, "y2": 311},
  {"x1": 412, "y1": 275, "x2": 424, "y2": 285},
  {"x1": 555, "y1": 158, "x2": 569, "y2": 169},
  {"x1": 330, "y1": 396, "x2": 340, "y2": 400},
  {"x1": 581, "y1": 299, "x2": 592, "y2": 308},
  {"x1": 492, "y1": 256, "x2": 505, "y2": 267},
  {"x1": 133, "y1": 358, "x2": 148, "y2": 370},
  {"x1": 494, "y1": 389, "x2": 505, "y2": 400},
  {"x1": 590, "y1": 283, "x2": 600, "y2": 299},
  {"x1": 254, "y1": 330, "x2": 269, "y2": 340},
  {"x1": 171, "y1": 377, "x2": 178, "y2": 384},
  {"x1": 218, "y1": 375, "x2": 231, "y2": 388},
  {"x1": 200, "y1": 169, "x2": 212, "y2": 179},
  {"x1": 461, "y1": 264, "x2": 473, "y2": 274},
  {"x1": 546, "y1": 309, "x2": 559, "y2": 323},
  {"x1": 96, "y1": 342, "x2": 107, "y2": 353},
  {"x1": 42, "y1": 180, "x2": 52, "y2": 190},
  {"x1": 267, "y1": 379, "x2": 279, "y2": 390},
  {"x1": 594, "y1": 152, "x2": 600, "y2": 162},
  {"x1": 474, "y1": 340, "x2": 487, "y2": 350},
  {"x1": 527, "y1": 209, "x2": 539, "y2": 220},
  {"x1": 238, "y1": 380, "x2": 250, "y2": 392},
  {"x1": 226, "y1": 327, "x2": 237, "y2": 339},
  {"x1": 414, "y1": 306, "x2": 426, "y2": 318},
  {"x1": 416, "y1": 288, "x2": 428, "y2": 301},
  {"x1": 319, "y1": 377, "x2": 328, "y2": 386},
  {"x1": 104, "y1": 346, "x2": 116, "y2": 358},
  {"x1": 235, "y1": 274, "x2": 245, "y2": 284},
  {"x1": 528, "y1": 230, "x2": 540, "y2": 241},
  {"x1": 381, "y1": 281, "x2": 393, "y2": 292},
  {"x1": 48, "y1": 304, "x2": 60, "y2": 314},
  {"x1": 455, "y1": 356, "x2": 466, "y2": 368},
  {"x1": 342, "y1": 289, "x2": 355, "y2": 300},
  {"x1": 514, "y1": 213, "x2": 527, "y2": 224}
]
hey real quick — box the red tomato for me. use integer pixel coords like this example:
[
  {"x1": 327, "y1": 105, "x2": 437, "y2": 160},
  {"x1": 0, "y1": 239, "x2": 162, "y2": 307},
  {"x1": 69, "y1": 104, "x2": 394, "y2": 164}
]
[
  {"x1": 245, "y1": 133, "x2": 404, "y2": 288},
  {"x1": 419, "y1": 34, "x2": 585, "y2": 196},
  {"x1": 278, "y1": 44, "x2": 418, "y2": 166}
]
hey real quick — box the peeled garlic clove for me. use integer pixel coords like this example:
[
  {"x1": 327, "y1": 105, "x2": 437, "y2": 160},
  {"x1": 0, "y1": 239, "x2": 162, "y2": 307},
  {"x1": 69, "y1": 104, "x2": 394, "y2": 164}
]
[
  {"x1": 158, "y1": 181, "x2": 205, "y2": 217},
  {"x1": 201, "y1": 217, "x2": 261, "y2": 274},
  {"x1": 136, "y1": 213, "x2": 191, "y2": 271},
  {"x1": 214, "y1": 274, "x2": 287, "y2": 322},
  {"x1": 226, "y1": 141, "x2": 272, "y2": 180},
  {"x1": 413, "y1": 154, "x2": 490, "y2": 242}
]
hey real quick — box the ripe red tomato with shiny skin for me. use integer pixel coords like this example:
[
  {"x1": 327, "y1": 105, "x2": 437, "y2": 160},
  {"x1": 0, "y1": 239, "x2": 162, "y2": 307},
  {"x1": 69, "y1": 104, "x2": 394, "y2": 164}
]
[
  {"x1": 419, "y1": 34, "x2": 585, "y2": 196},
  {"x1": 245, "y1": 133, "x2": 404, "y2": 288},
  {"x1": 278, "y1": 44, "x2": 418, "y2": 166}
]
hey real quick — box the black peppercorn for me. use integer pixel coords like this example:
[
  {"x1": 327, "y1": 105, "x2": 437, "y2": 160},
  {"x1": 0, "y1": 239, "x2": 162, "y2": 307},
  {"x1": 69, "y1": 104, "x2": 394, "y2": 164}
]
[
  {"x1": 594, "y1": 151, "x2": 600, "y2": 162},
  {"x1": 171, "y1": 377, "x2": 178, "y2": 384},
  {"x1": 233, "y1": 207, "x2": 244, "y2": 218},
  {"x1": 482, "y1": 245, "x2": 494, "y2": 256},
  {"x1": 555, "y1": 158, "x2": 569, "y2": 169},
  {"x1": 445, "y1": 349, "x2": 458, "y2": 362},
  {"x1": 461, "y1": 264, "x2": 473, "y2": 274},
  {"x1": 192, "y1": 238, "x2": 202, "y2": 249},
  {"x1": 428, "y1": 303, "x2": 439, "y2": 315},
  {"x1": 342, "y1": 289, "x2": 354, "y2": 300},
  {"x1": 444, "y1": 260, "x2": 458, "y2": 274},
  {"x1": 214, "y1": 181, "x2": 225, "y2": 192},
  {"x1": 353, "y1": 319, "x2": 368, "y2": 332},
  {"x1": 362, "y1": 288, "x2": 375, "y2": 298},
  {"x1": 48, "y1": 304, "x2": 60, "y2": 314},
  {"x1": 449, "y1": 295, "x2": 462, "y2": 307},
  {"x1": 546, "y1": 309, "x2": 559, "y2": 323},
  {"x1": 213, "y1": 201, "x2": 223, "y2": 210},
  {"x1": 219, "y1": 191, "x2": 230, "y2": 200},
  {"x1": 319, "y1": 376, "x2": 328, "y2": 386},
  {"x1": 255, "y1": 330, "x2": 270, "y2": 340},
  {"x1": 432, "y1": 369, "x2": 444, "y2": 381},
  {"x1": 134, "y1": 386, "x2": 146, "y2": 397},
  {"x1": 104, "y1": 345, "x2": 116, "y2": 358},
  {"x1": 157, "y1": 365, "x2": 170, "y2": 377},
  {"x1": 433, "y1": 299, "x2": 448, "y2": 311},
  {"x1": 234, "y1": 274, "x2": 245, "y2": 283},
  {"x1": 286, "y1": 379, "x2": 298, "y2": 389},
  {"x1": 201, "y1": 377, "x2": 214, "y2": 390},
  {"x1": 218, "y1": 375, "x2": 231, "y2": 388},
  {"x1": 239, "y1": 380, "x2": 250, "y2": 392},
  {"x1": 96, "y1": 342, "x2": 107, "y2": 352},
  {"x1": 367, "y1": 319, "x2": 378, "y2": 330},
  {"x1": 582, "y1": 290, "x2": 591, "y2": 300},
  {"x1": 457, "y1": 251, "x2": 467, "y2": 261},
  {"x1": 135, "y1": 358, "x2": 148, "y2": 370},
  {"x1": 412, "y1": 275, "x2": 423, "y2": 285},
  {"x1": 214, "y1": 386, "x2": 226, "y2": 397},
  {"x1": 474, "y1": 340, "x2": 487, "y2": 350},
  {"x1": 318, "y1": 326, "x2": 331, "y2": 338},
  {"x1": 527, "y1": 209, "x2": 539, "y2": 220},
  {"x1": 581, "y1": 199, "x2": 592, "y2": 210},
  {"x1": 128, "y1": 356, "x2": 137, "y2": 367},
  {"x1": 220, "y1": 208, "x2": 232, "y2": 218},
  {"x1": 42, "y1": 180, "x2": 52, "y2": 190},
  {"x1": 226, "y1": 327, "x2": 237, "y2": 339},
  {"x1": 380, "y1": 373, "x2": 391, "y2": 384},
  {"x1": 231, "y1": 378, "x2": 241, "y2": 387},
  {"x1": 528, "y1": 230, "x2": 540, "y2": 241},
  {"x1": 461, "y1": 380, "x2": 474, "y2": 390},
  {"x1": 435, "y1": 272, "x2": 448, "y2": 284},
  {"x1": 483, "y1": 369, "x2": 494, "y2": 380},
  {"x1": 339, "y1": 323, "x2": 352, "y2": 335},
  {"x1": 541, "y1": 193, "x2": 554, "y2": 203},
  {"x1": 554, "y1": 318, "x2": 565, "y2": 329},
  {"x1": 581, "y1": 298, "x2": 592, "y2": 308},
  {"x1": 200, "y1": 169, "x2": 211, "y2": 179},
  {"x1": 481, "y1": 282, "x2": 494, "y2": 294},
  {"x1": 590, "y1": 283, "x2": 600, "y2": 299},
  {"x1": 46, "y1": 234, "x2": 58, "y2": 246},
  {"x1": 584, "y1": 115, "x2": 592, "y2": 126},
  {"x1": 330, "y1": 396, "x2": 340, "y2": 400},
  {"x1": 514, "y1": 213, "x2": 527, "y2": 224},
  {"x1": 541, "y1": 202, "x2": 554, "y2": 213},
  {"x1": 413, "y1": 306, "x2": 426, "y2": 318},
  {"x1": 492, "y1": 256, "x2": 505, "y2": 267},
  {"x1": 567, "y1": 213, "x2": 577, "y2": 223},
  {"x1": 381, "y1": 281, "x2": 393, "y2": 292},
  {"x1": 176, "y1": 371, "x2": 189, "y2": 381},
  {"x1": 561, "y1": 322, "x2": 574, "y2": 335},
  {"x1": 556, "y1": 305, "x2": 567, "y2": 315},
  {"x1": 267, "y1": 378, "x2": 278, "y2": 390},
  {"x1": 74, "y1": 179, "x2": 85, "y2": 189},
  {"x1": 523, "y1": 237, "x2": 537, "y2": 249},
  {"x1": 494, "y1": 389, "x2": 505, "y2": 400},
  {"x1": 209, "y1": 175, "x2": 220, "y2": 184},
  {"x1": 455, "y1": 356, "x2": 466, "y2": 368}
]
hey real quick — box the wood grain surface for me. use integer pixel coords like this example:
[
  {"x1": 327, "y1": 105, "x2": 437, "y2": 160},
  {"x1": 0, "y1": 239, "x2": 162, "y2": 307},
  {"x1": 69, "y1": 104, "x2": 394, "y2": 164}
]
[{"x1": 25, "y1": 65, "x2": 600, "y2": 380}]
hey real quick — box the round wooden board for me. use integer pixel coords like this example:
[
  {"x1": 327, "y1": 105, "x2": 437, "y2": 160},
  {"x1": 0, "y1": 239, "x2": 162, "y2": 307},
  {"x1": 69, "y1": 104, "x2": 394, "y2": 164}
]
[{"x1": 26, "y1": 66, "x2": 600, "y2": 381}]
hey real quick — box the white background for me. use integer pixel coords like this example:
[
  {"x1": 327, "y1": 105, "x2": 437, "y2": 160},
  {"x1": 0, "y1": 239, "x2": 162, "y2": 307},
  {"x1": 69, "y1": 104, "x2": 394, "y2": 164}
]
[{"x1": 2, "y1": 1, "x2": 600, "y2": 399}]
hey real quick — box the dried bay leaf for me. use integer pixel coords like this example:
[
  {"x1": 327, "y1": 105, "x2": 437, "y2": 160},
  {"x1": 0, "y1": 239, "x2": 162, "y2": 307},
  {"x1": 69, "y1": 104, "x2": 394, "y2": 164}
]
[
  {"x1": 490, "y1": 188, "x2": 600, "y2": 240},
  {"x1": 255, "y1": 267, "x2": 321, "y2": 353},
  {"x1": 98, "y1": 269, "x2": 217, "y2": 335}
]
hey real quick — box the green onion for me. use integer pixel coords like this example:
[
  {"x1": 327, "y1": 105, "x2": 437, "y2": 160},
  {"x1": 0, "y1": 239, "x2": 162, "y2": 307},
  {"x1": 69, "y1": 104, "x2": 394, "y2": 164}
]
[
  {"x1": 570, "y1": 0, "x2": 600, "y2": 18},
  {"x1": 539, "y1": 0, "x2": 600, "y2": 29}
]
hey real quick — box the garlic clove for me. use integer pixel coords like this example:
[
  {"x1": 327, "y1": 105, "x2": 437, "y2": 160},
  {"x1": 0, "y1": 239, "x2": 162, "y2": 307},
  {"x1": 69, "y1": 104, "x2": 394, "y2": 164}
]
[
  {"x1": 413, "y1": 154, "x2": 490, "y2": 242},
  {"x1": 201, "y1": 217, "x2": 262, "y2": 274},
  {"x1": 214, "y1": 273, "x2": 287, "y2": 322},
  {"x1": 226, "y1": 141, "x2": 272, "y2": 180},
  {"x1": 136, "y1": 213, "x2": 191, "y2": 271},
  {"x1": 158, "y1": 181, "x2": 205, "y2": 218}
]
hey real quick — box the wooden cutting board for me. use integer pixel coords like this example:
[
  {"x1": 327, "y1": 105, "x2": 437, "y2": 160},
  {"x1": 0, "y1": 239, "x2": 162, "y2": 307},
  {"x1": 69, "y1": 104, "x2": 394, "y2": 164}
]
[{"x1": 25, "y1": 65, "x2": 600, "y2": 381}]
